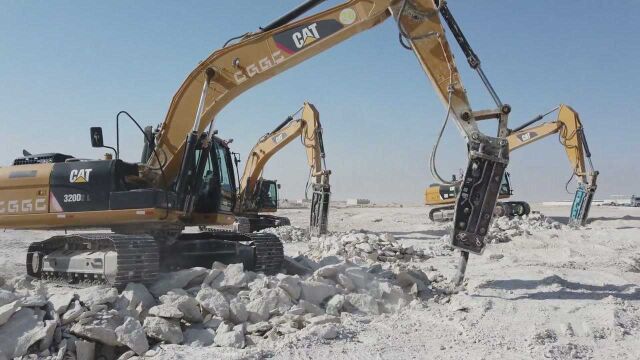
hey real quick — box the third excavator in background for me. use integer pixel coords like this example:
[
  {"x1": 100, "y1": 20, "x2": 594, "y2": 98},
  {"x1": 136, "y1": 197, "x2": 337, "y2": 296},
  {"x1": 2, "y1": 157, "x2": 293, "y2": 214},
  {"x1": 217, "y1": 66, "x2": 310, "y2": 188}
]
[{"x1": 426, "y1": 104, "x2": 599, "y2": 226}]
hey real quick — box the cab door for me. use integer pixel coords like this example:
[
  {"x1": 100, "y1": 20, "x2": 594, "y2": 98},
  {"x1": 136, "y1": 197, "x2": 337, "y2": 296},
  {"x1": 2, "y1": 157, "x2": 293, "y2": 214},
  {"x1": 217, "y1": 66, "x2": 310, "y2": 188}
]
[{"x1": 212, "y1": 141, "x2": 236, "y2": 213}]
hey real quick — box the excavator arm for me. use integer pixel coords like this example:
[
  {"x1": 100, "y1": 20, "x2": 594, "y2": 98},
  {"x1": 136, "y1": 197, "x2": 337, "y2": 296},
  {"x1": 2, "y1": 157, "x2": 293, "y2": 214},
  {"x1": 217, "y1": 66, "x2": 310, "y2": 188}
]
[
  {"x1": 508, "y1": 104, "x2": 598, "y2": 225},
  {"x1": 236, "y1": 102, "x2": 331, "y2": 234},
  {"x1": 144, "y1": 0, "x2": 511, "y2": 259}
]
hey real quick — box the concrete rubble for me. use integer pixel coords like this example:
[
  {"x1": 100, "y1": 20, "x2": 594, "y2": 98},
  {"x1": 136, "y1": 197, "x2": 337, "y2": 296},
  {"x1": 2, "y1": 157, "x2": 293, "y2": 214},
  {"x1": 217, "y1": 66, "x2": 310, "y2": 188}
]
[
  {"x1": 307, "y1": 230, "x2": 431, "y2": 263},
  {"x1": 0, "y1": 238, "x2": 436, "y2": 359},
  {"x1": 485, "y1": 212, "x2": 563, "y2": 243}
]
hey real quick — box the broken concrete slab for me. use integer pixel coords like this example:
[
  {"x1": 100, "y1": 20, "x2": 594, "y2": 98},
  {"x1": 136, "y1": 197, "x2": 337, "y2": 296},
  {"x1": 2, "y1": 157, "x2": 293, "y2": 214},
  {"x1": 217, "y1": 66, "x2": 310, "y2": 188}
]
[
  {"x1": 70, "y1": 311, "x2": 123, "y2": 346},
  {"x1": 214, "y1": 329, "x2": 245, "y2": 349},
  {"x1": 183, "y1": 327, "x2": 216, "y2": 347},
  {"x1": 143, "y1": 316, "x2": 183, "y2": 344},
  {"x1": 0, "y1": 300, "x2": 20, "y2": 326},
  {"x1": 48, "y1": 292, "x2": 76, "y2": 315},
  {"x1": 230, "y1": 298, "x2": 248, "y2": 324},
  {"x1": 76, "y1": 287, "x2": 118, "y2": 308},
  {"x1": 148, "y1": 304, "x2": 183, "y2": 319},
  {"x1": 149, "y1": 268, "x2": 208, "y2": 297},
  {"x1": 75, "y1": 340, "x2": 95, "y2": 360},
  {"x1": 159, "y1": 294, "x2": 202, "y2": 323},
  {"x1": 196, "y1": 287, "x2": 230, "y2": 320},
  {"x1": 115, "y1": 283, "x2": 156, "y2": 314},
  {"x1": 277, "y1": 275, "x2": 302, "y2": 300},
  {"x1": 300, "y1": 281, "x2": 337, "y2": 305},
  {"x1": 345, "y1": 293, "x2": 380, "y2": 315},
  {"x1": 115, "y1": 317, "x2": 149, "y2": 355},
  {"x1": 0, "y1": 308, "x2": 50, "y2": 358}
]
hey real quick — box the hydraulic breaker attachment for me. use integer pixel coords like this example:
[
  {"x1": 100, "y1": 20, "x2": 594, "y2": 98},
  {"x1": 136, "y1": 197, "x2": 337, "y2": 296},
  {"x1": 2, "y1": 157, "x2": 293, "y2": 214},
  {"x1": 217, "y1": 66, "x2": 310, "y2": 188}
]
[
  {"x1": 451, "y1": 136, "x2": 509, "y2": 255},
  {"x1": 569, "y1": 171, "x2": 598, "y2": 226},
  {"x1": 310, "y1": 182, "x2": 330, "y2": 236}
]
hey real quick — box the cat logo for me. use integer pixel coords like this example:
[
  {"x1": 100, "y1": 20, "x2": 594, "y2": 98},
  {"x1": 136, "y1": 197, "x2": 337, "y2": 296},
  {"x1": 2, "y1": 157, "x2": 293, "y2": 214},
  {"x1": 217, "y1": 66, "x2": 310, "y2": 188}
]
[
  {"x1": 518, "y1": 131, "x2": 537, "y2": 142},
  {"x1": 272, "y1": 133, "x2": 288, "y2": 144},
  {"x1": 274, "y1": 20, "x2": 343, "y2": 54},
  {"x1": 292, "y1": 23, "x2": 320, "y2": 49},
  {"x1": 69, "y1": 168, "x2": 93, "y2": 183}
]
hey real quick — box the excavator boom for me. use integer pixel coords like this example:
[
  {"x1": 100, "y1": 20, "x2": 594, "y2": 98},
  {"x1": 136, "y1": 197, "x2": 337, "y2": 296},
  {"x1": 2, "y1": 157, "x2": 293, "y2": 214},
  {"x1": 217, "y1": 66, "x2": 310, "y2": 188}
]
[
  {"x1": 145, "y1": 0, "x2": 512, "y2": 260},
  {"x1": 509, "y1": 104, "x2": 598, "y2": 225},
  {"x1": 237, "y1": 102, "x2": 331, "y2": 234}
]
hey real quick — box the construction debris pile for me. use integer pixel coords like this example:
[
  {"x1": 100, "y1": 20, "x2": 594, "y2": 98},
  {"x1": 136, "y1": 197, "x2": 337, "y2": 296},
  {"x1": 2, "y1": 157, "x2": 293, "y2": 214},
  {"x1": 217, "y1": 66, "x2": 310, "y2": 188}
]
[
  {"x1": 306, "y1": 231, "x2": 430, "y2": 264},
  {"x1": 0, "y1": 256, "x2": 437, "y2": 359},
  {"x1": 485, "y1": 212, "x2": 564, "y2": 243},
  {"x1": 260, "y1": 226, "x2": 309, "y2": 243}
]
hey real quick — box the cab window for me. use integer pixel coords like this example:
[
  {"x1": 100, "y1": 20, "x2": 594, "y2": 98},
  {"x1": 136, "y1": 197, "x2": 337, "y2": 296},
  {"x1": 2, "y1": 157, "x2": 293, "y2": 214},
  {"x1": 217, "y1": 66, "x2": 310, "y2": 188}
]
[{"x1": 215, "y1": 144, "x2": 234, "y2": 192}]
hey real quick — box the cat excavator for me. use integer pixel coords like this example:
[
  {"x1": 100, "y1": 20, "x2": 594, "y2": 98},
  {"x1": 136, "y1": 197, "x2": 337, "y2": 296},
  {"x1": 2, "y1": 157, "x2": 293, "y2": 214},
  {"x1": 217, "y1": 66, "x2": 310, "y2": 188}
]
[
  {"x1": 0, "y1": 0, "x2": 570, "y2": 288},
  {"x1": 426, "y1": 104, "x2": 598, "y2": 226},
  {"x1": 208, "y1": 101, "x2": 331, "y2": 235}
]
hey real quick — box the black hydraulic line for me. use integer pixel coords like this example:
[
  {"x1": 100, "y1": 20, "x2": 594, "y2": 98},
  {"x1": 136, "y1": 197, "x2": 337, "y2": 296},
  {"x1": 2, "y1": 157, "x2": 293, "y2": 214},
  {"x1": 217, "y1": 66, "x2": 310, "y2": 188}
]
[
  {"x1": 175, "y1": 132, "x2": 199, "y2": 209},
  {"x1": 272, "y1": 116, "x2": 294, "y2": 134},
  {"x1": 579, "y1": 129, "x2": 592, "y2": 158},
  {"x1": 438, "y1": 3, "x2": 479, "y2": 69},
  {"x1": 260, "y1": 0, "x2": 327, "y2": 32},
  {"x1": 511, "y1": 114, "x2": 545, "y2": 133},
  {"x1": 438, "y1": 2, "x2": 503, "y2": 107}
]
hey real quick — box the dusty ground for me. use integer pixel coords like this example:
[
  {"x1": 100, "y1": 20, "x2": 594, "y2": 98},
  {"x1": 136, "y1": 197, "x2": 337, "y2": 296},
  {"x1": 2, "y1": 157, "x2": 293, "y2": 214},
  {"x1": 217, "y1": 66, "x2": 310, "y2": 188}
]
[
  {"x1": 272, "y1": 205, "x2": 640, "y2": 360},
  {"x1": 1, "y1": 204, "x2": 639, "y2": 359}
]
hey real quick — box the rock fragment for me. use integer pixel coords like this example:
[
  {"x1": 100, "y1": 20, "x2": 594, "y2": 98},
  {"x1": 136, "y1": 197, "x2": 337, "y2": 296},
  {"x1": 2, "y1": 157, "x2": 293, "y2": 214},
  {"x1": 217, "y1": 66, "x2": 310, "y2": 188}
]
[
  {"x1": 115, "y1": 317, "x2": 149, "y2": 355},
  {"x1": 143, "y1": 317, "x2": 183, "y2": 344},
  {"x1": 183, "y1": 327, "x2": 216, "y2": 347},
  {"x1": 149, "y1": 268, "x2": 208, "y2": 296},
  {"x1": 196, "y1": 287, "x2": 230, "y2": 319},
  {"x1": 148, "y1": 304, "x2": 183, "y2": 319}
]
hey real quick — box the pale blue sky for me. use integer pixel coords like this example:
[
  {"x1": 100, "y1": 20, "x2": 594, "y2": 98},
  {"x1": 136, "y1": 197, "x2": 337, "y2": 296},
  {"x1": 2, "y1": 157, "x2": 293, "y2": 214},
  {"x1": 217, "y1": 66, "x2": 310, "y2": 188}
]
[{"x1": 1, "y1": 1, "x2": 638, "y2": 204}]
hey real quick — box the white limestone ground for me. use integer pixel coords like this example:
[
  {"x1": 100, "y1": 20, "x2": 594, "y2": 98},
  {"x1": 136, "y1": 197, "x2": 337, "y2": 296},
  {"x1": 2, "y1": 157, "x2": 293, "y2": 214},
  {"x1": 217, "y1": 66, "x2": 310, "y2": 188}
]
[{"x1": 0, "y1": 204, "x2": 639, "y2": 359}]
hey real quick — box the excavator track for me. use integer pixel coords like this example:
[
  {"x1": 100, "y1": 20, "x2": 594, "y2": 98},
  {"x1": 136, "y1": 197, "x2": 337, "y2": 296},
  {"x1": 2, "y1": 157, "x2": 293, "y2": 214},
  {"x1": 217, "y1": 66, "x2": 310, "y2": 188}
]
[
  {"x1": 428, "y1": 205, "x2": 455, "y2": 222},
  {"x1": 27, "y1": 233, "x2": 159, "y2": 289},
  {"x1": 429, "y1": 201, "x2": 531, "y2": 223},
  {"x1": 160, "y1": 231, "x2": 285, "y2": 275},
  {"x1": 247, "y1": 232, "x2": 285, "y2": 275}
]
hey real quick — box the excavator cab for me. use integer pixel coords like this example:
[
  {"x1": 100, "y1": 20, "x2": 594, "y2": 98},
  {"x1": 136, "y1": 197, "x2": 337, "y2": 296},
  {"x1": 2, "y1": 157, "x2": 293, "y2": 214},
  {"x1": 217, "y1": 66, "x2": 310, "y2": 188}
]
[
  {"x1": 192, "y1": 139, "x2": 238, "y2": 214},
  {"x1": 255, "y1": 179, "x2": 279, "y2": 212},
  {"x1": 499, "y1": 172, "x2": 514, "y2": 198}
]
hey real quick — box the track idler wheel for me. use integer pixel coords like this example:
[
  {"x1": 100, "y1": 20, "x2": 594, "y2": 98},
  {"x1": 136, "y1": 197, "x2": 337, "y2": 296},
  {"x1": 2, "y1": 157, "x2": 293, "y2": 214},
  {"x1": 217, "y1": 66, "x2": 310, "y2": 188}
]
[
  {"x1": 26, "y1": 243, "x2": 44, "y2": 278},
  {"x1": 510, "y1": 202, "x2": 531, "y2": 217}
]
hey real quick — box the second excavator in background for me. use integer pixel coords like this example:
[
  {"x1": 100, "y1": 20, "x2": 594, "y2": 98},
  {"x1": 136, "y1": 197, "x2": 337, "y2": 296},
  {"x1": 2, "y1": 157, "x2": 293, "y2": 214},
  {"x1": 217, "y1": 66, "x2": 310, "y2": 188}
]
[
  {"x1": 220, "y1": 102, "x2": 331, "y2": 234},
  {"x1": 426, "y1": 104, "x2": 598, "y2": 226}
]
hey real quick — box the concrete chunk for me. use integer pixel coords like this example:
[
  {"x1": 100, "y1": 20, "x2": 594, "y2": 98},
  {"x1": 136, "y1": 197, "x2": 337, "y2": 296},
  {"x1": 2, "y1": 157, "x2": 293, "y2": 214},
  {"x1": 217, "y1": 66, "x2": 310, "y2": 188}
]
[
  {"x1": 196, "y1": 287, "x2": 230, "y2": 319},
  {"x1": 115, "y1": 317, "x2": 149, "y2": 355},
  {"x1": 150, "y1": 268, "x2": 208, "y2": 296},
  {"x1": 300, "y1": 281, "x2": 337, "y2": 305},
  {"x1": 143, "y1": 317, "x2": 183, "y2": 344}
]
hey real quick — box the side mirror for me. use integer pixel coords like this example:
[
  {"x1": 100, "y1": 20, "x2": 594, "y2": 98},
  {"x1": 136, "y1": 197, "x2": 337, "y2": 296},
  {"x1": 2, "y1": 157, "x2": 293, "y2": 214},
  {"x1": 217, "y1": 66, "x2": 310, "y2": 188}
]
[
  {"x1": 277, "y1": 183, "x2": 281, "y2": 189},
  {"x1": 90, "y1": 127, "x2": 104, "y2": 148}
]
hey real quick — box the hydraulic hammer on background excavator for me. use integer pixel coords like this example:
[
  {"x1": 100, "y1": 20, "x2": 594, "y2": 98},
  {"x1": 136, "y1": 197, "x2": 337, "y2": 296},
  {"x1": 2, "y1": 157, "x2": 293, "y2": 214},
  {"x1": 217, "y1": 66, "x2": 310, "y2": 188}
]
[
  {"x1": 234, "y1": 102, "x2": 331, "y2": 235},
  {"x1": 426, "y1": 105, "x2": 598, "y2": 226},
  {"x1": 0, "y1": 0, "x2": 573, "y2": 288}
]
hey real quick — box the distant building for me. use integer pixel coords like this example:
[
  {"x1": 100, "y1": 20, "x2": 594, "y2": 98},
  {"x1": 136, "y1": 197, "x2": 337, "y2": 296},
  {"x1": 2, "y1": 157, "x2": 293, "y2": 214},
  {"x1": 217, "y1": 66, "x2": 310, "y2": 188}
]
[{"x1": 346, "y1": 198, "x2": 370, "y2": 206}]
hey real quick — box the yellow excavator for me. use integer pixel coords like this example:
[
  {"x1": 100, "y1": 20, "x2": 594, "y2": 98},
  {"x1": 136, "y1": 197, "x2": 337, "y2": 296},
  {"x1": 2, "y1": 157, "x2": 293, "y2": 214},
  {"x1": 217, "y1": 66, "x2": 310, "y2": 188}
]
[
  {"x1": 426, "y1": 104, "x2": 598, "y2": 225},
  {"x1": 0, "y1": 0, "x2": 575, "y2": 287},
  {"x1": 207, "y1": 101, "x2": 330, "y2": 235}
]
